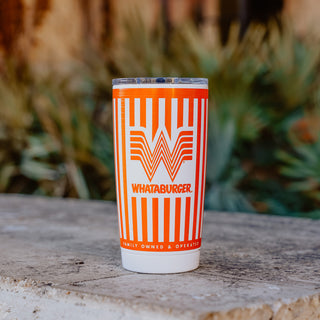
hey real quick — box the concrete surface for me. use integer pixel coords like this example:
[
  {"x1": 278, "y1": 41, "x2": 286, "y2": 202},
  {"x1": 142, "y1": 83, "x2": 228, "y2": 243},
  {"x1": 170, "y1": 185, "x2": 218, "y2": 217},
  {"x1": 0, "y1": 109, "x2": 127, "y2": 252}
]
[{"x1": 0, "y1": 195, "x2": 319, "y2": 319}]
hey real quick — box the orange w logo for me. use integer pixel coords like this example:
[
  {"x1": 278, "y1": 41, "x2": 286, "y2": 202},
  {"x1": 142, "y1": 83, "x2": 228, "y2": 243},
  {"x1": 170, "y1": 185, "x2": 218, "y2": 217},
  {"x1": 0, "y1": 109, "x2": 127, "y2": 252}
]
[{"x1": 130, "y1": 130, "x2": 193, "y2": 182}]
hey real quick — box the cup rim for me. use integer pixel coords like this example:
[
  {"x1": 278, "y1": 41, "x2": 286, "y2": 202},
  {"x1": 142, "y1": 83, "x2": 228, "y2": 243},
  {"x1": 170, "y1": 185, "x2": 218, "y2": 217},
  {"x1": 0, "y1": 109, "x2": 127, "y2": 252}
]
[{"x1": 112, "y1": 77, "x2": 208, "y2": 86}]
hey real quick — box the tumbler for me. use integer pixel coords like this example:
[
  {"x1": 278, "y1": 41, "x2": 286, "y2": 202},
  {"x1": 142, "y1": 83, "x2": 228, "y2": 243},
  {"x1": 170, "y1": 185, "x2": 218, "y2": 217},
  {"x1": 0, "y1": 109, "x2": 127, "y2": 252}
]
[{"x1": 112, "y1": 77, "x2": 208, "y2": 273}]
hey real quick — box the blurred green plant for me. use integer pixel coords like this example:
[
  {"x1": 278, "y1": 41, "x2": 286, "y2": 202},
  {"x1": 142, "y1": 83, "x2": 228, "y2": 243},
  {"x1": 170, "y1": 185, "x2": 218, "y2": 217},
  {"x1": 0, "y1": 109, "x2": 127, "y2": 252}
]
[
  {"x1": 1, "y1": 13, "x2": 320, "y2": 218},
  {"x1": 276, "y1": 88, "x2": 320, "y2": 219},
  {"x1": 173, "y1": 21, "x2": 320, "y2": 216},
  {"x1": 168, "y1": 24, "x2": 267, "y2": 212},
  {"x1": 0, "y1": 64, "x2": 115, "y2": 200},
  {"x1": 0, "y1": 68, "x2": 32, "y2": 192}
]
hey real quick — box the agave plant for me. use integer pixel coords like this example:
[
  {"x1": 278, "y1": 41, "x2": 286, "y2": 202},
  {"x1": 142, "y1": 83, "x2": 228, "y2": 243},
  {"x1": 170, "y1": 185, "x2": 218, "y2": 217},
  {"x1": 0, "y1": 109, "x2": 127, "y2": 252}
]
[
  {"x1": 278, "y1": 96, "x2": 320, "y2": 201},
  {"x1": 0, "y1": 66, "x2": 33, "y2": 192},
  {"x1": 266, "y1": 22, "x2": 320, "y2": 111},
  {"x1": 278, "y1": 141, "x2": 320, "y2": 200},
  {"x1": 165, "y1": 22, "x2": 271, "y2": 212},
  {"x1": 205, "y1": 106, "x2": 255, "y2": 212},
  {"x1": 26, "y1": 76, "x2": 115, "y2": 199}
]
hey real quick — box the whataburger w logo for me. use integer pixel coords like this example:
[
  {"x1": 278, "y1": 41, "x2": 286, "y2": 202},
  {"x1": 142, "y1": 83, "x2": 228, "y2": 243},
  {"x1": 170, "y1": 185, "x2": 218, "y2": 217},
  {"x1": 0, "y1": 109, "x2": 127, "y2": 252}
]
[
  {"x1": 130, "y1": 129, "x2": 193, "y2": 182},
  {"x1": 127, "y1": 93, "x2": 195, "y2": 182}
]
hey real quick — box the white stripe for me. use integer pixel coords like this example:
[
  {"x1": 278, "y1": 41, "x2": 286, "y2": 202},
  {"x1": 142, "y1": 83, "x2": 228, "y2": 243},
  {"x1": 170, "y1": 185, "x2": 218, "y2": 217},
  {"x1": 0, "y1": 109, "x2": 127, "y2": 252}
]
[
  {"x1": 113, "y1": 99, "x2": 122, "y2": 238},
  {"x1": 171, "y1": 98, "x2": 178, "y2": 141},
  {"x1": 146, "y1": 98, "x2": 153, "y2": 139},
  {"x1": 124, "y1": 98, "x2": 133, "y2": 240},
  {"x1": 169, "y1": 198, "x2": 175, "y2": 242},
  {"x1": 158, "y1": 198, "x2": 164, "y2": 242},
  {"x1": 200, "y1": 99, "x2": 209, "y2": 238},
  {"x1": 118, "y1": 98, "x2": 127, "y2": 239},
  {"x1": 180, "y1": 197, "x2": 186, "y2": 241},
  {"x1": 183, "y1": 98, "x2": 189, "y2": 128},
  {"x1": 189, "y1": 98, "x2": 198, "y2": 240},
  {"x1": 147, "y1": 197, "x2": 153, "y2": 242},
  {"x1": 136, "y1": 197, "x2": 142, "y2": 241},
  {"x1": 159, "y1": 98, "x2": 166, "y2": 128},
  {"x1": 195, "y1": 99, "x2": 205, "y2": 239},
  {"x1": 128, "y1": 196, "x2": 134, "y2": 240},
  {"x1": 134, "y1": 98, "x2": 140, "y2": 127}
]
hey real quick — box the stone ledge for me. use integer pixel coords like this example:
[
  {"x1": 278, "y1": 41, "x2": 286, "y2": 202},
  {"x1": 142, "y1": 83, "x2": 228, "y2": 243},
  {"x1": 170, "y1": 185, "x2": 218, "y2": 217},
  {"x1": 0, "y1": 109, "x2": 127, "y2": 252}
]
[{"x1": 0, "y1": 195, "x2": 319, "y2": 319}]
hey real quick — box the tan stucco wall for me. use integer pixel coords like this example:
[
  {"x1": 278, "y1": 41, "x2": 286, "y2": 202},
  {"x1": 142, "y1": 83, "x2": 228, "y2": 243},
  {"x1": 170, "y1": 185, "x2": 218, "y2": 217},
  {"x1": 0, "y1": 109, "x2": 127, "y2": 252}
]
[
  {"x1": 0, "y1": 0, "x2": 319, "y2": 70},
  {"x1": 284, "y1": 0, "x2": 320, "y2": 37}
]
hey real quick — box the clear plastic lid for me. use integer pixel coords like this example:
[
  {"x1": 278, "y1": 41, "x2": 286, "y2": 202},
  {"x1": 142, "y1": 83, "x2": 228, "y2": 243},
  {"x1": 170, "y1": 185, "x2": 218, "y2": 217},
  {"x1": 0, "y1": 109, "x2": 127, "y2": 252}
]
[{"x1": 112, "y1": 77, "x2": 208, "y2": 86}]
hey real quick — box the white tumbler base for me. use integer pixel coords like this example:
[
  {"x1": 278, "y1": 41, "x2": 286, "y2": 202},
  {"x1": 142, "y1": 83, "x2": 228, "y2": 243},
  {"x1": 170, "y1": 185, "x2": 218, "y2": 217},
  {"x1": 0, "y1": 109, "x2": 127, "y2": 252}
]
[{"x1": 121, "y1": 248, "x2": 200, "y2": 274}]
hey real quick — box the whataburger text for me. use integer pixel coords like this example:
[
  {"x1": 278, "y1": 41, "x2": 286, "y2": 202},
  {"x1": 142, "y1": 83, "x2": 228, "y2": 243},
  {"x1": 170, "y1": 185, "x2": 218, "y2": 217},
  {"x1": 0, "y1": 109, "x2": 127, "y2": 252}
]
[{"x1": 132, "y1": 183, "x2": 192, "y2": 194}]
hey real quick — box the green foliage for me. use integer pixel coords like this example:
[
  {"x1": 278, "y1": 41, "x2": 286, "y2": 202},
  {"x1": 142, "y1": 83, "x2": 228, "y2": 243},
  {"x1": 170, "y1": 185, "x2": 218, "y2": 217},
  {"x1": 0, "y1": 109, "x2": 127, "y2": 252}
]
[
  {"x1": 0, "y1": 65, "x2": 114, "y2": 199},
  {"x1": 266, "y1": 25, "x2": 320, "y2": 111},
  {"x1": 1, "y1": 13, "x2": 320, "y2": 218},
  {"x1": 0, "y1": 68, "x2": 32, "y2": 192},
  {"x1": 185, "y1": 21, "x2": 320, "y2": 216},
  {"x1": 277, "y1": 99, "x2": 320, "y2": 206}
]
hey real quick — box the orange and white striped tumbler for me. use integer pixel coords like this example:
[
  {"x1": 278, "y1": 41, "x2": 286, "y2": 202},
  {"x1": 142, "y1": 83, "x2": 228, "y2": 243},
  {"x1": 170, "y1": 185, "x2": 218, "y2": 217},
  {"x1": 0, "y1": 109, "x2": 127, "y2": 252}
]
[{"x1": 112, "y1": 77, "x2": 208, "y2": 273}]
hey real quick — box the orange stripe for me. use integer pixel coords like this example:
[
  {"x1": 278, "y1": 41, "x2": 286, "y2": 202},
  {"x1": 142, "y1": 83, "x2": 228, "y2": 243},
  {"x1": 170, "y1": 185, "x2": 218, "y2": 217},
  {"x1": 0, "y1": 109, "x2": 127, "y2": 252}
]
[
  {"x1": 121, "y1": 99, "x2": 130, "y2": 239},
  {"x1": 152, "y1": 98, "x2": 159, "y2": 141},
  {"x1": 184, "y1": 197, "x2": 191, "y2": 241},
  {"x1": 177, "y1": 99, "x2": 184, "y2": 128},
  {"x1": 129, "y1": 98, "x2": 134, "y2": 126},
  {"x1": 140, "y1": 98, "x2": 146, "y2": 128},
  {"x1": 141, "y1": 197, "x2": 148, "y2": 241},
  {"x1": 132, "y1": 197, "x2": 138, "y2": 241},
  {"x1": 175, "y1": 198, "x2": 181, "y2": 242},
  {"x1": 164, "y1": 198, "x2": 170, "y2": 243},
  {"x1": 152, "y1": 198, "x2": 158, "y2": 243},
  {"x1": 113, "y1": 88, "x2": 208, "y2": 100},
  {"x1": 193, "y1": 99, "x2": 202, "y2": 240},
  {"x1": 198, "y1": 99, "x2": 208, "y2": 238},
  {"x1": 165, "y1": 99, "x2": 172, "y2": 139},
  {"x1": 120, "y1": 238, "x2": 201, "y2": 252},
  {"x1": 113, "y1": 98, "x2": 123, "y2": 239}
]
